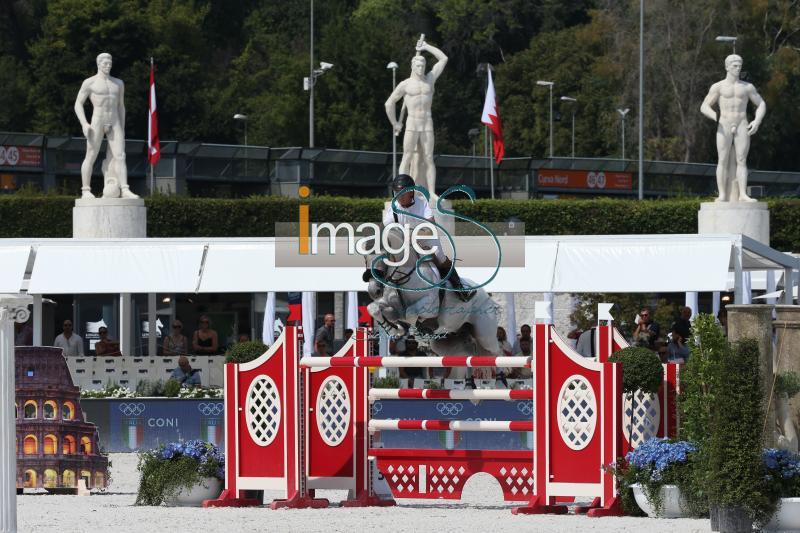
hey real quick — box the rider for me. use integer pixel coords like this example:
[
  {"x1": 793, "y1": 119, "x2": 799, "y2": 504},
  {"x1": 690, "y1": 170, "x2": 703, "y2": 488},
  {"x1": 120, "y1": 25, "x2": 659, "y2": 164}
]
[{"x1": 375, "y1": 174, "x2": 475, "y2": 302}]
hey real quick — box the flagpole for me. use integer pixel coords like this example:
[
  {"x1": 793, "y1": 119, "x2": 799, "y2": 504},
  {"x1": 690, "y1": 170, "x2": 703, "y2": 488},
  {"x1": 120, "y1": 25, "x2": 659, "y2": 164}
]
[
  {"x1": 149, "y1": 57, "x2": 155, "y2": 196},
  {"x1": 489, "y1": 129, "x2": 495, "y2": 199}
]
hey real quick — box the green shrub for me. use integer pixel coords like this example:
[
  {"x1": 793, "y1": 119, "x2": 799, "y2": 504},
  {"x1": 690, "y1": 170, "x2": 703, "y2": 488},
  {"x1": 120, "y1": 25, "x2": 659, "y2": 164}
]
[
  {"x1": 135, "y1": 379, "x2": 165, "y2": 397},
  {"x1": 225, "y1": 340, "x2": 268, "y2": 364},
  {"x1": 372, "y1": 376, "x2": 400, "y2": 388},
  {"x1": 163, "y1": 379, "x2": 181, "y2": 398},
  {"x1": 775, "y1": 371, "x2": 800, "y2": 398},
  {"x1": 608, "y1": 347, "x2": 663, "y2": 395}
]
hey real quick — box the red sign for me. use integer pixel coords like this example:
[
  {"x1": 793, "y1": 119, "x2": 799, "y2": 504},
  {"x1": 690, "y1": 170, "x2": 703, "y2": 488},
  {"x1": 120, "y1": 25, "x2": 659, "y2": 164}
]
[
  {"x1": 537, "y1": 169, "x2": 632, "y2": 190},
  {"x1": 0, "y1": 146, "x2": 43, "y2": 168}
]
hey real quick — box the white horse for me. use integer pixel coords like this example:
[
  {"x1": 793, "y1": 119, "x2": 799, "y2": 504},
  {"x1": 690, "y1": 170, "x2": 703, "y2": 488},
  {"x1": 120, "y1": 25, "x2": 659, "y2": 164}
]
[{"x1": 364, "y1": 227, "x2": 501, "y2": 362}]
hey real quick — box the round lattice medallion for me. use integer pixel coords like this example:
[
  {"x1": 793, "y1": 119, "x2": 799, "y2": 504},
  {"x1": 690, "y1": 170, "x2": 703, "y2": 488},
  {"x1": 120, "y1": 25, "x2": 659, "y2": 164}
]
[
  {"x1": 316, "y1": 376, "x2": 351, "y2": 446},
  {"x1": 622, "y1": 390, "x2": 661, "y2": 448},
  {"x1": 556, "y1": 375, "x2": 597, "y2": 451},
  {"x1": 245, "y1": 375, "x2": 280, "y2": 447}
]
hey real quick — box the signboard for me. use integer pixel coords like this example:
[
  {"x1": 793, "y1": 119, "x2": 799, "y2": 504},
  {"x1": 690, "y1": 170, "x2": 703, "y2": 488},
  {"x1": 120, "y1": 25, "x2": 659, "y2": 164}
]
[
  {"x1": 538, "y1": 169, "x2": 632, "y2": 190},
  {"x1": 0, "y1": 145, "x2": 43, "y2": 168}
]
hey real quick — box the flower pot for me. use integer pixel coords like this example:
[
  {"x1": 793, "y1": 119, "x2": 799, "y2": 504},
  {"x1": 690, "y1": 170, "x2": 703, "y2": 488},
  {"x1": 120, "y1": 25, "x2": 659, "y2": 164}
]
[
  {"x1": 717, "y1": 506, "x2": 752, "y2": 533},
  {"x1": 164, "y1": 477, "x2": 222, "y2": 507},
  {"x1": 631, "y1": 484, "x2": 689, "y2": 518},
  {"x1": 764, "y1": 497, "x2": 800, "y2": 531}
]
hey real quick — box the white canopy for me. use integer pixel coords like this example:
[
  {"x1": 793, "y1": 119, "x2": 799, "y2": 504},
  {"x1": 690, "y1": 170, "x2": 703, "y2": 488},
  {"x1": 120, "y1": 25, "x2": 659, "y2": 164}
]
[{"x1": 0, "y1": 234, "x2": 795, "y2": 302}]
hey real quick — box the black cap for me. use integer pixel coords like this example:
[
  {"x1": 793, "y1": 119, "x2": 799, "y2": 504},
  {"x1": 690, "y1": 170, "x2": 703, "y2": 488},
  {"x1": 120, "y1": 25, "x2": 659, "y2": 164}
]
[{"x1": 391, "y1": 174, "x2": 415, "y2": 193}]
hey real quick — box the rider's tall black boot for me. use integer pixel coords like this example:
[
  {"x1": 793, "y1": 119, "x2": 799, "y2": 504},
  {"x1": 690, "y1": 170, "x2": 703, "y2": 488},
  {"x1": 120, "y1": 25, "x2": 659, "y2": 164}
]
[{"x1": 436, "y1": 257, "x2": 476, "y2": 302}]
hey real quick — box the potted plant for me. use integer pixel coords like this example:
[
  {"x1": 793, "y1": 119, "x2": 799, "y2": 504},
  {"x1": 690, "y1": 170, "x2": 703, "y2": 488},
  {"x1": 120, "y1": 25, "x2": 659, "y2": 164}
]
[
  {"x1": 762, "y1": 448, "x2": 800, "y2": 531},
  {"x1": 225, "y1": 340, "x2": 268, "y2": 364},
  {"x1": 136, "y1": 440, "x2": 224, "y2": 506},
  {"x1": 610, "y1": 438, "x2": 696, "y2": 517}
]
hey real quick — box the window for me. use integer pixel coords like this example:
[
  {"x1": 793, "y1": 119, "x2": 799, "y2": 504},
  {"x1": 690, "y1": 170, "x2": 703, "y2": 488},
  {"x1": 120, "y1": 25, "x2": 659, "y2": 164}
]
[
  {"x1": 80, "y1": 436, "x2": 92, "y2": 455},
  {"x1": 62, "y1": 401, "x2": 75, "y2": 421},
  {"x1": 94, "y1": 472, "x2": 105, "y2": 487},
  {"x1": 62, "y1": 470, "x2": 76, "y2": 487},
  {"x1": 24, "y1": 400, "x2": 37, "y2": 419},
  {"x1": 43, "y1": 401, "x2": 57, "y2": 420},
  {"x1": 43, "y1": 469, "x2": 57, "y2": 488},
  {"x1": 23, "y1": 470, "x2": 36, "y2": 488},
  {"x1": 23, "y1": 435, "x2": 37, "y2": 455},
  {"x1": 62, "y1": 435, "x2": 76, "y2": 455},
  {"x1": 43, "y1": 434, "x2": 57, "y2": 455},
  {"x1": 80, "y1": 471, "x2": 91, "y2": 488}
]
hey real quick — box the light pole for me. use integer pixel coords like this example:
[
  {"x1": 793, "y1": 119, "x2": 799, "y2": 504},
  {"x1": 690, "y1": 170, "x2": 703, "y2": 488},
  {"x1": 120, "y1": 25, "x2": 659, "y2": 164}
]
[
  {"x1": 715, "y1": 35, "x2": 737, "y2": 53},
  {"x1": 560, "y1": 96, "x2": 576, "y2": 158},
  {"x1": 617, "y1": 108, "x2": 629, "y2": 160},
  {"x1": 536, "y1": 80, "x2": 554, "y2": 158},
  {"x1": 387, "y1": 61, "x2": 399, "y2": 178},
  {"x1": 468, "y1": 128, "x2": 480, "y2": 183},
  {"x1": 234, "y1": 113, "x2": 248, "y2": 176},
  {"x1": 638, "y1": 0, "x2": 644, "y2": 200}
]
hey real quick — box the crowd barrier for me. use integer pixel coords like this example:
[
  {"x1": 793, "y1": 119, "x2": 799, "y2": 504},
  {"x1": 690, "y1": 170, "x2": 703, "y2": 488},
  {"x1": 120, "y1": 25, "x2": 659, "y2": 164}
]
[
  {"x1": 205, "y1": 322, "x2": 679, "y2": 516},
  {"x1": 65, "y1": 355, "x2": 225, "y2": 391}
]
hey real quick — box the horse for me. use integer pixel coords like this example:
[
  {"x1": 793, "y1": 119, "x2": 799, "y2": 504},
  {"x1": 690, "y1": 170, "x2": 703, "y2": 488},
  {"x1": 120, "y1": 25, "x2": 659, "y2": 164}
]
[{"x1": 364, "y1": 226, "x2": 502, "y2": 372}]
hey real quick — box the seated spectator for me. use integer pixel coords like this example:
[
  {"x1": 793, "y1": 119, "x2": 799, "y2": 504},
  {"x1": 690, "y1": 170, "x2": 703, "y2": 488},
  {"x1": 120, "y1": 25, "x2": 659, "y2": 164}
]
[
  {"x1": 54, "y1": 320, "x2": 84, "y2": 356},
  {"x1": 671, "y1": 306, "x2": 692, "y2": 340},
  {"x1": 313, "y1": 339, "x2": 329, "y2": 357},
  {"x1": 511, "y1": 324, "x2": 532, "y2": 354},
  {"x1": 667, "y1": 328, "x2": 690, "y2": 363},
  {"x1": 95, "y1": 327, "x2": 121, "y2": 356},
  {"x1": 496, "y1": 327, "x2": 513, "y2": 356},
  {"x1": 510, "y1": 336, "x2": 533, "y2": 379},
  {"x1": 163, "y1": 320, "x2": 189, "y2": 356},
  {"x1": 399, "y1": 336, "x2": 427, "y2": 388},
  {"x1": 170, "y1": 355, "x2": 201, "y2": 387},
  {"x1": 192, "y1": 315, "x2": 220, "y2": 355},
  {"x1": 654, "y1": 339, "x2": 669, "y2": 363},
  {"x1": 237, "y1": 333, "x2": 250, "y2": 343},
  {"x1": 632, "y1": 307, "x2": 660, "y2": 350}
]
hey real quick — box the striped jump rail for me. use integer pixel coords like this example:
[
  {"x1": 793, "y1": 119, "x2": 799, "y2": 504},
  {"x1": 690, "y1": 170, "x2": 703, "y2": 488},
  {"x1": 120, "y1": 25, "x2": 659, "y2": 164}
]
[
  {"x1": 369, "y1": 388, "x2": 534, "y2": 401},
  {"x1": 368, "y1": 419, "x2": 533, "y2": 432},
  {"x1": 299, "y1": 356, "x2": 531, "y2": 368}
]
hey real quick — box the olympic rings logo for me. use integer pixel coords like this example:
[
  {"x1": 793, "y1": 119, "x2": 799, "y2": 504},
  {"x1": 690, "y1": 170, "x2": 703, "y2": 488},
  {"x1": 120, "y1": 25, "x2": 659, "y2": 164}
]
[
  {"x1": 118, "y1": 403, "x2": 146, "y2": 417},
  {"x1": 435, "y1": 402, "x2": 464, "y2": 416},
  {"x1": 198, "y1": 402, "x2": 224, "y2": 416},
  {"x1": 516, "y1": 401, "x2": 533, "y2": 416},
  {"x1": 371, "y1": 402, "x2": 383, "y2": 414}
]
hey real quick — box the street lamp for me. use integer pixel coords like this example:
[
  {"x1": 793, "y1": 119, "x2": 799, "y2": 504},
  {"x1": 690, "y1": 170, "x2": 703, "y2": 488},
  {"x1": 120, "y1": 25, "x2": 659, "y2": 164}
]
[
  {"x1": 617, "y1": 108, "x2": 630, "y2": 160},
  {"x1": 234, "y1": 113, "x2": 248, "y2": 176},
  {"x1": 304, "y1": 61, "x2": 334, "y2": 148},
  {"x1": 560, "y1": 96, "x2": 577, "y2": 158},
  {"x1": 387, "y1": 61, "x2": 399, "y2": 178},
  {"x1": 536, "y1": 80, "x2": 554, "y2": 158},
  {"x1": 715, "y1": 35, "x2": 737, "y2": 53}
]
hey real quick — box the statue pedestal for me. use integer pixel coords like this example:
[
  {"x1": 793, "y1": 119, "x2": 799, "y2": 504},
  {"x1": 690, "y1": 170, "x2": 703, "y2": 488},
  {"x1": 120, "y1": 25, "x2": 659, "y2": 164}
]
[
  {"x1": 73, "y1": 198, "x2": 146, "y2": 238},
  {"x1": 698, "y1": 201, "x2": 769, "y2": 245}
]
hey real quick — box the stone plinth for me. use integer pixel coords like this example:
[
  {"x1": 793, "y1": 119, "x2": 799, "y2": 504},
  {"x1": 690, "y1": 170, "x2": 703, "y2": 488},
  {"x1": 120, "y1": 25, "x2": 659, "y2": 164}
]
[
  {"x1": 774, "y1": 305, "x2": 800, "y2": 427},
  {"x1": 698, "y1": 201, "x2": 769, "y2": 245},
  {"x1": 727, "y1": 304, "x2": 775, "y2": 446},
  {"x1": 73, "y1": 198, "x2": 146, "y2": 238}
]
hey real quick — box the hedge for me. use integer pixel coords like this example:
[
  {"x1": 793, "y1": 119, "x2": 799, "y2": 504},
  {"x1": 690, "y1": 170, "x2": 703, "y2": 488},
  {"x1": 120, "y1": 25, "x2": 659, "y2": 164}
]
[{"x1": 1, "y1": 195, "x2": 799, "y2": 251}]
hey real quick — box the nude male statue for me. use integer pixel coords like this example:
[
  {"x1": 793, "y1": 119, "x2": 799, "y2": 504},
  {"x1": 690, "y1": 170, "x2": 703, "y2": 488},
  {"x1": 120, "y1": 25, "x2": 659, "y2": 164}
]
[
  {"x1": 700, "y1": 54, "x2": 766, "y2": 202},
  {"x1": 74, "y1": 53, "x2": 138, "y2": 199},
  {"x1": 385, "y1": 37, "x2": 447, "y2": 196}
]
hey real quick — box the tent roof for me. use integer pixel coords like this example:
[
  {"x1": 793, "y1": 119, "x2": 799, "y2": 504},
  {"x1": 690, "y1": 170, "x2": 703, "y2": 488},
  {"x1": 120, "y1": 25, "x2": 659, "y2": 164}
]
[{"x1": 0, "y1": 234, "x2": 796, "y2": 296}]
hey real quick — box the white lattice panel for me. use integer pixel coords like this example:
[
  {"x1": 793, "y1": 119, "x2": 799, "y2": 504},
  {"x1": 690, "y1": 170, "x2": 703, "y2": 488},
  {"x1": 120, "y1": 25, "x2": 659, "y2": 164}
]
[
  {"x1": 622, "y1": 390, "x2": 661, "y2": 448},
  {"x1": 385, "y1": 463, "x2": 418, "y2": 494},
  {"x1": 556, "y1": 375, "x2": 597, "y2": 450},
  {"x1": 245, "y1": 375, "x2": 280, "y2": 446},
  {"x1": 316, "y1": 376, "x2": 351, "y2": 446},
  {"x1": 498, "y1": 465, "x2": 534, "y2": 497},
  {"x1": 429, "y1": 464, "x2": 466, "y2": 495}
]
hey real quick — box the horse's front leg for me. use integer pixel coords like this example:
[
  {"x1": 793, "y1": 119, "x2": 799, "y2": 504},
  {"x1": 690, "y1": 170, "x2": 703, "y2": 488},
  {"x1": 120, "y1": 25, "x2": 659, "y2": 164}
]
[{"x1": 367, "y1": 301, "x2": 407, "y2": 338}]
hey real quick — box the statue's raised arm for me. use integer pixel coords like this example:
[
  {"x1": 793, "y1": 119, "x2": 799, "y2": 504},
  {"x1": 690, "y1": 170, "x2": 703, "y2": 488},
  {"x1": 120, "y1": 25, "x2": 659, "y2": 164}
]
[{"x1": 416, "y1": 38, "x2": 447, "y2": 82}]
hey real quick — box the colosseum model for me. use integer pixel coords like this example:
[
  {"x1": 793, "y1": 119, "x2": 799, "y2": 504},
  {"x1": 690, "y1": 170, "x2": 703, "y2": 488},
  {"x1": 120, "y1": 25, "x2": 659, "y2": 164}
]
[{"x1": 15, "y1": 346, "x2": 108, "y2": 490}]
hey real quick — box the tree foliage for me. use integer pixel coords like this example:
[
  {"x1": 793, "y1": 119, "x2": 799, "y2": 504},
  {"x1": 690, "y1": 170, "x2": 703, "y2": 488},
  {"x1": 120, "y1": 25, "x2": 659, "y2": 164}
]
[{"x1": 0, "y1": 0, "x2": 799, "y2": 168}]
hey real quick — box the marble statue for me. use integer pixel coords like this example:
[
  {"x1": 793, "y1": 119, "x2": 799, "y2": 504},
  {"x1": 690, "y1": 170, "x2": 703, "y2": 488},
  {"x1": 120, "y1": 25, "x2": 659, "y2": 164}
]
[
  {"x1": 74, "y1": 53, "x2": 138, "y2": 199},
  {"x1": 385, "y1": 36, "x2": 447, "y2": 195},
  {"x1": 700, "y1": 54, "x2": 766, "y2": 202}
]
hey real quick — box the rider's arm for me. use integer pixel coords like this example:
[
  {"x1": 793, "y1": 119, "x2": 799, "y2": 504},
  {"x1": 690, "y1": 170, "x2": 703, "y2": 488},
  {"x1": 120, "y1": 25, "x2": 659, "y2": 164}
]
[{"x1": 700, "y1": 83, "x2": 720, "y2": 122}]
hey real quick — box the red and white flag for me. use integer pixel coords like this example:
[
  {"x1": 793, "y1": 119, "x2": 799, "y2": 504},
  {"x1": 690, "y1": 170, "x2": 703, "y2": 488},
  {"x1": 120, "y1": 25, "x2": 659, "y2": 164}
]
[
  {"x1": 147, "y1": 59, "x2": 160, "y2": 167},
  {"x1": 481, "y1": 69, "x2": 504, "y2": 164}
]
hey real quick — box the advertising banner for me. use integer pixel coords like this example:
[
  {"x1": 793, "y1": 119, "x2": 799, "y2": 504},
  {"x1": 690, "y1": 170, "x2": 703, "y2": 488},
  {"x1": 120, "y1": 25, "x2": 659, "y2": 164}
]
[
  {"x1": 0, "y1": 145, "x2": 43, "y2": 169},
  {"x1": 538, "y1": 169, "x2": 632, "y2": 190}
]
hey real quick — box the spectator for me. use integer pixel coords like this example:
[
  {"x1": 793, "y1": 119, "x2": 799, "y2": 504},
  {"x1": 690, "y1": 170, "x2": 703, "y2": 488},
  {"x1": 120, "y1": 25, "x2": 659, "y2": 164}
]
[
  {"x1": 54, "y1": 320, "x2": 84, "y2": 356},
  {"x1": 312, "y1": 339, "x2": 329, "y2": 357},
  {"x1": 496, "y1": 327, "x2": 513, "y2": 356},
  {"x1": 314, "y1": 313, "x2": 335, "y2": 356},
  {"x1": 14, "y1": 320, "x2": 33, "y2": 346},
  {"x1": 344, "y1": 328, "x2": 354, "y2": 340},
  {"x1": 237, "y1": 333, "x2": 250, "y2": 343},
  {"x1": 170, "y1": 355, "x2": 201, "y2": 387},
  {"x1": 671, "y1": 306, "x2": 692, "y2": 340},
  {"x1": 192, "y1": 315, "x2": 219, "y2": 355},
  {"x1": 163, "y1": 320, "x2": 189, "y2": 356},
  {"x1": 576, "y1": 327, "x2": 596, "y2": 358},
  {"x1": 512, "y1": 324, "x2": 532, "y2": 353},
  {"x1": 632, "y1": 307, "x2": 660, "y2": 350},
  {"x1": 655, "y1": 339, "x2": 669, "y2": 363},
  {"x1": 667, "y1": 328, "x2": 691, "y2": 363},
  {"x1": 95, "y1": 327, "x2": 121, "y2": 356},
  {"x1": 399, "y1": 336, "x2": 427, "y2": 388},
  {"x1": 510, "y1": 336, "x2": 533, "y2": 379}
]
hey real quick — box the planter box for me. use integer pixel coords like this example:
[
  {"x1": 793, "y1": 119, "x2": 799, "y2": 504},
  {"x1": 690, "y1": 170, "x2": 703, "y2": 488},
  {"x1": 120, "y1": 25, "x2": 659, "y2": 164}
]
[
  {"x1": 631, "y1": 483, "x2": 689, "y2": 518},
  {"x1": 764, "y1": 497, "x2": 800, "y2": 532},
  {"x1": 164, "y1": 477, "x2": 223, "y2": 507}
]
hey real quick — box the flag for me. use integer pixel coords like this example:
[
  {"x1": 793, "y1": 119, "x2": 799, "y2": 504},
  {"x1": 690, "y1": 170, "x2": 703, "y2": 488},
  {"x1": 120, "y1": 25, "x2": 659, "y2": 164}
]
[
  {"x1": 147, "y1": 59, "x2": 160, "y2": 167},
  {"x1": 481, "y1": 69, "x2": 504, "y2": 164}
]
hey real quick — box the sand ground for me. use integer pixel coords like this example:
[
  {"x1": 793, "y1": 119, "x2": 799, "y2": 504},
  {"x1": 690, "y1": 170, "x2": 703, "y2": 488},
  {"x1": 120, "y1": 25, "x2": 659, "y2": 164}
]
[{"x1": 16, "y1": 453, "x2": 711, "y2": 533}]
